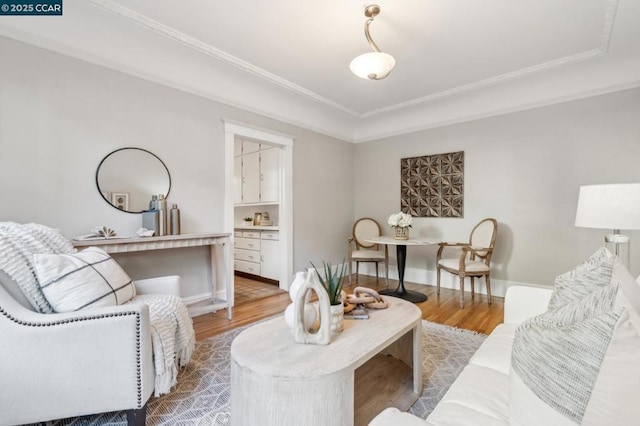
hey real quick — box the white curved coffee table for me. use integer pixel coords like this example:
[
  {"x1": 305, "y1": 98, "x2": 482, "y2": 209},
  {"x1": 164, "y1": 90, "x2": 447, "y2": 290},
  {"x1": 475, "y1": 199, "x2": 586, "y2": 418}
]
[{"x1": 230, "y1": 297, "x2": 422, "y2": 426}]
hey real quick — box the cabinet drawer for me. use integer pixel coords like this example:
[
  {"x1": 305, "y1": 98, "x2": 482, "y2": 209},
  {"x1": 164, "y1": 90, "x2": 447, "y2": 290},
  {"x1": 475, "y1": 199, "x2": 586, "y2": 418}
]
[
  {"x1": 261, "y1": 231, "x2": 279, "y2": 241},
  {"x1": 235, "y1": 259, "x2": 261, "y2": 275},
  {"x1": 235, "y1": 248, "x2": 260, "y2": 263},
  {"x1": 243, "y1": 231, "x2": 261, "y2": 239},
  {"x1": 234, "y1": 230, "x2": 243, "y2": 238},
  {"x1": 235, "y1": 238, "x2": 261, "y2": 251}
]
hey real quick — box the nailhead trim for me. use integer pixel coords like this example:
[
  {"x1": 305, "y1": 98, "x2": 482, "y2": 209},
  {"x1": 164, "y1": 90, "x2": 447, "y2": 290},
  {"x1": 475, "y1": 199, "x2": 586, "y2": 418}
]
[{"x1": 0, "y1": 306, "x2": 143, "y2": 407}]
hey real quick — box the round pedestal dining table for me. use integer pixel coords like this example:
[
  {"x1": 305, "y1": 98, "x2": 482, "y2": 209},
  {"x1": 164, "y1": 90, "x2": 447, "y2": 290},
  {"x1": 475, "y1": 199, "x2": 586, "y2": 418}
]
[{"x1": 364, "y1": 236, "x2": 439, "y2": 303}]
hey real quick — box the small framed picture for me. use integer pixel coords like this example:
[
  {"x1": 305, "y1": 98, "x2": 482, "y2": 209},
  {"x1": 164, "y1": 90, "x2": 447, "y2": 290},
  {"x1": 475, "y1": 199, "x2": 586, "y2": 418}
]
[{"x1": 111, "y1": 192, "x2": 129, "y2": 211}]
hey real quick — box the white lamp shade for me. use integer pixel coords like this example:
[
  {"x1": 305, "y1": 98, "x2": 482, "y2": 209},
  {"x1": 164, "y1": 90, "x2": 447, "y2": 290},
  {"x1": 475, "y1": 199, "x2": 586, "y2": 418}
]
[
  {"x1": 350, "y1": 52, "x2": 396, "y2": 80},
  {"x1": 575, "y1": 183, "x2": 640, "y2": 230}
]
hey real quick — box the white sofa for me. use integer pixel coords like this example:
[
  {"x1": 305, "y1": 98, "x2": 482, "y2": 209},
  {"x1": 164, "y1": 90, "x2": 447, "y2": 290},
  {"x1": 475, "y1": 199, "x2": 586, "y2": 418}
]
[{"x1": 370, "y1": 285, "x2": 553, "y2": 426}]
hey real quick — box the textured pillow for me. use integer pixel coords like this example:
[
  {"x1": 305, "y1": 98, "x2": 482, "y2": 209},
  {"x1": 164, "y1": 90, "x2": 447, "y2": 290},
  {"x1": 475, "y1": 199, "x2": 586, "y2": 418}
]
[
  {"x1": 33, "y1": 247, "x2": 136, "y2": 312},
  {"x1": 510, "y1": 257, "x2": 640, "y2": 426},
  {"x1": 548, "y1": 247, "x2": 615, "y2": 310}
]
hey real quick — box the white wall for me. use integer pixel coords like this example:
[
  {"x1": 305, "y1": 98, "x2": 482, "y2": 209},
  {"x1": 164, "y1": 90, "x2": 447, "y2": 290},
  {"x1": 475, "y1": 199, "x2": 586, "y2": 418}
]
[
  {"x1": 0, "y1": 36, "x2": 354, "y2": 298},
  {"x1": 354, "y1": 88, "x2": 640, "y2": 294}
]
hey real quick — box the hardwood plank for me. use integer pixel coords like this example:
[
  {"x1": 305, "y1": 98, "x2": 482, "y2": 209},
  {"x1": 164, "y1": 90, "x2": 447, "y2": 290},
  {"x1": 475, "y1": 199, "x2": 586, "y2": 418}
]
[{"x1": 193, "y1": 274, "x2": 505, "y2": 341}]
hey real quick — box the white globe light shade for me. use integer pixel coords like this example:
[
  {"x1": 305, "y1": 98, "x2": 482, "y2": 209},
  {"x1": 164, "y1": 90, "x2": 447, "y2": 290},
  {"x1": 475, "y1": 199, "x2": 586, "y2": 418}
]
[{"x1": 350, "y1": 52, "x2": 396, "y2": 80}]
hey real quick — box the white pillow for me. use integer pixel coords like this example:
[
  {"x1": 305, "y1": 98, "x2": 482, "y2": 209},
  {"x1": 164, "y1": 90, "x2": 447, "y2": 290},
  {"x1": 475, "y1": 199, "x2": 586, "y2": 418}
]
[
  {"x1": 33, "y1": 247, "x2": 136, "y2": 312},
  {"x1": 510, "y1": 257, "x2": 640, "y2": 425},
  {"x1": 548, "y1": 247, "x2": 615, "y2": 310}
]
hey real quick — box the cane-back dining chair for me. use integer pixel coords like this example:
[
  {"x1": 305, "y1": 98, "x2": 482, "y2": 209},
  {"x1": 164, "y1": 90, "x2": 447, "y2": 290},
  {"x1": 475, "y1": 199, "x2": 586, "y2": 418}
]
[
  {"x1": 436, "y1": 218, "x2": 498, "y2": 308},
  {"x1": 348, "y1": 218, "x2": 389, "y2": 287}
]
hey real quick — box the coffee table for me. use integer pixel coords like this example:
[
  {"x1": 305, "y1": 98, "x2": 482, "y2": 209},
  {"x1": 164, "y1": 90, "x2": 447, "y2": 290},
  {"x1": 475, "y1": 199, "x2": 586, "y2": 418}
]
[{"x1": 230, "y1": 297, "x2": 422, "y2": 426}]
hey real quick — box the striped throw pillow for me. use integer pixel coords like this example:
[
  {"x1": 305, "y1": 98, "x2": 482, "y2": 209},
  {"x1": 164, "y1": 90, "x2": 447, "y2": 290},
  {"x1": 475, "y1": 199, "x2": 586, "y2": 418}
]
[{"x1": 33, "y1": 247, "x2": 136, "y2": 312}]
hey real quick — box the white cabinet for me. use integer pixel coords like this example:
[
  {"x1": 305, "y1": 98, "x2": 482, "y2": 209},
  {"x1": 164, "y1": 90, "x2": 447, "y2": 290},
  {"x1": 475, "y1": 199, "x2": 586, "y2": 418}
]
[
  {"x1": 259, "y1": 147, "x2": 280, "y2": 204},
  {"x1": 235, "y1": 141, "x2": 280, "y2": 205},
  {"x1": 260, "y1": 232, "x2": 280, "y2": 281},
  {"x1": 242, "y1": 151, "x2": 261, "y2": 204},
  {"x1": 234, "y1": 156, "x2": 242, "y2": 204},
  {"x1": 234, "y1": 231, "x2": 261, "y2": 276},
  {"x1": 234, "y1": 229, "x2": 280, "y2": 281}
]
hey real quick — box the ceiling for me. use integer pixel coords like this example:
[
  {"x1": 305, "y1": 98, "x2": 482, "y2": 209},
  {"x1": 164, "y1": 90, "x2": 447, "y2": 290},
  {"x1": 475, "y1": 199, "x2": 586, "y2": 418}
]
[{"x1": 1, "y1": 0, "x2": 639, "y2": 142}]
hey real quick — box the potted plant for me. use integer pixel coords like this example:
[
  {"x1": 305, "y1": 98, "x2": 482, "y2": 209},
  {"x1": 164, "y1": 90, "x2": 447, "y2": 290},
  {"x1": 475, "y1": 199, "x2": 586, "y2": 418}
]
[
  {"x1": 243, "y1": 217, "x2": 253, "y2": 226},
  {"x1": 310, "y1": 260, "x2": 347, "y2": 334}
]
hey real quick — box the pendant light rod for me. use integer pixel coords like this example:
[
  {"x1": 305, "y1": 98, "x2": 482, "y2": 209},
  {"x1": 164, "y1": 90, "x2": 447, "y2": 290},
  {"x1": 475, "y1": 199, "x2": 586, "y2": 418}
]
[{"x1": 364, "y1": 4, "x2": 381, "y2": 53}]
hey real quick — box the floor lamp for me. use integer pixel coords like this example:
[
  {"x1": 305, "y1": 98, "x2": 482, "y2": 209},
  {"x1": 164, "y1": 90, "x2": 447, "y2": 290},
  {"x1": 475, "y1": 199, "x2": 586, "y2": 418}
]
[{"x1": 575, "y1": 183, "x2": 640, "y2": 268}]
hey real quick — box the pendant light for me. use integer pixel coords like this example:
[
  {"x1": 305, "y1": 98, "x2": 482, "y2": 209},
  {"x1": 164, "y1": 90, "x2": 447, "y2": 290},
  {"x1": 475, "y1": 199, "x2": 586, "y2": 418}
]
[{"x1": 350, "y1": 4, "x2": 396, "y2": 80}]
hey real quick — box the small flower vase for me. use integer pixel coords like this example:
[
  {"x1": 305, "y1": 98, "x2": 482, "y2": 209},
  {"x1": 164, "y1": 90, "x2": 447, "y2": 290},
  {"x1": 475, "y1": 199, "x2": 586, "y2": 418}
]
[
  {"x1": 394, "y1": 226, "x2": 409, "y2": 240},
  {"x1": 330, "y1": 304, "x2": 344, "y2": 334}
]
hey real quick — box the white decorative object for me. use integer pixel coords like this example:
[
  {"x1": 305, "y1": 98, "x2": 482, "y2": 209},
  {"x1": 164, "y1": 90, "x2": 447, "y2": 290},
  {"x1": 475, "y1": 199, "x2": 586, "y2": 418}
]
[
  {"x1": 284, "y1": 302, "x2": 317, "y2": 331},
  {"x1": 293, "y1": 271, "x2": 332, "y2": 345},
  {"x1": 136, "y1": 227, "x2": 155, "y2": 237},
  {"x1": 289, "y1": 270, "x2": 307, "y2": 302}
]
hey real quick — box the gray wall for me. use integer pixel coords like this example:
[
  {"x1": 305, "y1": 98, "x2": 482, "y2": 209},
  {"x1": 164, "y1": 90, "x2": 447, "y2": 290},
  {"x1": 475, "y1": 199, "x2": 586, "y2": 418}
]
[
  {"x1": 0, "y1": 36, "x2": 354, "y2": 297},
  {"x1": 354, "y1": 88, "x2": 640, "y2": 291}
]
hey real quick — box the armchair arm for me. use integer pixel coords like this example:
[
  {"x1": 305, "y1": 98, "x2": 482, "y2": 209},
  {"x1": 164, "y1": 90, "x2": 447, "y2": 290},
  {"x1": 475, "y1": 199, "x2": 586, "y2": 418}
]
[
  {"x1": 0, "y1": 286, "x2": 155, "y2": 425},
  {"x1": 436, "y1": 242, "x2": 469, "y2": 261},
  {"x1": 133, "y1": 275, "x2": 181, "y2": 297}
]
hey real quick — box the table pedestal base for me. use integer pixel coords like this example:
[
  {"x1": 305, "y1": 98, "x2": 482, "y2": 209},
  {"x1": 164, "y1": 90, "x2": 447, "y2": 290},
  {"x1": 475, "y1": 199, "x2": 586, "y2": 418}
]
[
  {"x1": 380, "y1": 244, "x2": 428, "y2": 303},
  {"x1": 379, "y1": 288, "x2": 427, "y2": 303}
]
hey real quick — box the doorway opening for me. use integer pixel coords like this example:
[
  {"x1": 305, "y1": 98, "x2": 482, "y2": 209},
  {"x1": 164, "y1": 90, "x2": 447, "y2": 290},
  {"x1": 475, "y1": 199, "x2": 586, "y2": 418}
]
[{"x1": 223, "y1": 120, "x2": 294, "y2": 308}]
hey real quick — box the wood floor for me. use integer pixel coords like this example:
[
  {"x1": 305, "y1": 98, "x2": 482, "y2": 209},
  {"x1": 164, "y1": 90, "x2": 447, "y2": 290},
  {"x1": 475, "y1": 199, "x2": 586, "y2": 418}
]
[{"x1": 193, "y1": 274, "x2": 504, "y2": 341}]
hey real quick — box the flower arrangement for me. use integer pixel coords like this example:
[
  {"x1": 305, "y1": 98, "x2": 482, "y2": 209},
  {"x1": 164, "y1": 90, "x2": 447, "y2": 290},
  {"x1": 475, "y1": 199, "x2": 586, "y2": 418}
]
[{"x1": 387, "y1": 212, "x2": 413, "y2": 229}]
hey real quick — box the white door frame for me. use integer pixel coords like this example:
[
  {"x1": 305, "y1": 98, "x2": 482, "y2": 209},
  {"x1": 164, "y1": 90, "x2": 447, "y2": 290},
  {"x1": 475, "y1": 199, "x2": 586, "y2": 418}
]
[{"x1": 223, "y1": 119, "x2": 294, "y2": 290}]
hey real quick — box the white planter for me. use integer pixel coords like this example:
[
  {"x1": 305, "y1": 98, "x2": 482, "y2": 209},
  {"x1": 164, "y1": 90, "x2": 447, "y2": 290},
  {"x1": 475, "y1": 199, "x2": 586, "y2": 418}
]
[{"x1": 330, "y1": 304, "x2": 344, "y2": 334}]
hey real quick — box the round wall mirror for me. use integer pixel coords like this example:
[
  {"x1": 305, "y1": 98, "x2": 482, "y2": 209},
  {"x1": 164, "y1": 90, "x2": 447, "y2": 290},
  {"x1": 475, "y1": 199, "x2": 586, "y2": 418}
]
[{"x1": 96, "y1": 147, "x2": 171, "y2": 213}]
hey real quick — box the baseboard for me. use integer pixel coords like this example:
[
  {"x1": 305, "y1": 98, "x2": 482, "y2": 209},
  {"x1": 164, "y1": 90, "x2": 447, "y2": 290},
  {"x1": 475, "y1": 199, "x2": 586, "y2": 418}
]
[{"x1": 355, "y1": 265, "x2": 549, "y2": 298}]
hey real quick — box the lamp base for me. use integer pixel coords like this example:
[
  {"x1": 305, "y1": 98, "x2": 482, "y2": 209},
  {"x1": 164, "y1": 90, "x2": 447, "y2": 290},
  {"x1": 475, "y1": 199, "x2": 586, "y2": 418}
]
[{"x1": 604, "y1": 231, "x2": 630, "y2": 267}]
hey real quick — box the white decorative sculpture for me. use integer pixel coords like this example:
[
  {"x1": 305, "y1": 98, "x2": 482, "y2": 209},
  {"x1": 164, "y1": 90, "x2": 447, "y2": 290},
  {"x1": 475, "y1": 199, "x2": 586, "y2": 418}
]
[
  {"x1": 284, "y1": 271, "x2": 317, "y2": 331},
  {"x1": 293, "y1": 270, "x2": 332, "y2": 345}
]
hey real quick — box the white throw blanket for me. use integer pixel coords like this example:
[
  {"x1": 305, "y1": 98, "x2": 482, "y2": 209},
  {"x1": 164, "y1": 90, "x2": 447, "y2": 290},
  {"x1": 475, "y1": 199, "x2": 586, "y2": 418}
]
[
  {"x1": 129, "y1": 294, "x2": 196, "y2": 396},
  {"x1": 0, "y1": 222, "x2": 195, "y2": 396}
]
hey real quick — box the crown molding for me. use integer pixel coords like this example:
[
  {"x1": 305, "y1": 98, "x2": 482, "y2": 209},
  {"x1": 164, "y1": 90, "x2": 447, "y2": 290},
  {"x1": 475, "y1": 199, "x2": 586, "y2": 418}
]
[
  {"x1": 84, "y1": 0, "x2": 361, "y2": 117},
  {"x1": 84, "y1": 0, "x2": 620, "y2": 120}
]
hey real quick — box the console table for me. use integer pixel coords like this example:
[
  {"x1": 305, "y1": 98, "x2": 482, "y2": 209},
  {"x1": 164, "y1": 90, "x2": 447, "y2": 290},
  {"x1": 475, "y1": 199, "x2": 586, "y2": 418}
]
[
  {"x1": 72, "y1": 233, "x2": 233, "y2": 318},
  {"x1": 230, "y1": 297, "x2": 422, "y2": 426}
]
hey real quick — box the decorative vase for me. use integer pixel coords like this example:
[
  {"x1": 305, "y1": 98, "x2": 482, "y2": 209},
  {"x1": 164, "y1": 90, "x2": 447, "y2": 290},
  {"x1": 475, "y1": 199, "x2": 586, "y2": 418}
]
[
  {"x1": 394, "y1": 226, "x2": 409, "y2": 240},
  {"x1": 330, "y1": 304, "x2": 344, "y2": 334},
  {"x1": 292, "y1": 272, "x2": 332, "y2": 345}
]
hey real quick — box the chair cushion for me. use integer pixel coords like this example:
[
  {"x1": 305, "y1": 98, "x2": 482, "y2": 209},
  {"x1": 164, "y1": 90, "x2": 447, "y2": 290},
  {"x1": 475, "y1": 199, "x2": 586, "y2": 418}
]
[
  {"x1": 510, "y1": 257, "x2": 640, "y2": 426},
  {"x1": 351, "y1": 249, "x2": 385, "y2": 260},
  {"x1": 438, "y1": 258, "x2": 489, "y2": 273},
  {"x1": 33, "y1": 247, "x2": 136, "y2": 312},
  {"x1": 548, "y1": 247, "x2": 614, "y2": 310}
]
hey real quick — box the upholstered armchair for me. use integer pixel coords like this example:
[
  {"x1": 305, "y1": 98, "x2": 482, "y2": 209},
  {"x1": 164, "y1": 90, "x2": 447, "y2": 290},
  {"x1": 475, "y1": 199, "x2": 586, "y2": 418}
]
[
  {"x1": 348, "y1": 218, "x2": 389, "y2": 286},
  {"x1": 0, "y1": 223, "x2": 194, "y2": 426},
  {"x1": 436, "y1": 218, "x2": 498, "y2": 309}
]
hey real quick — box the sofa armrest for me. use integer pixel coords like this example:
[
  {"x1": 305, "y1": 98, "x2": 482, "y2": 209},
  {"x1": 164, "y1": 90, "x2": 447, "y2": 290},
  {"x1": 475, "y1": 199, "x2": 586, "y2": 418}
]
[
  {"x1": 0, "y1": 285, "x2": 155, "y2": 424},
  {"x1": 504, "y1": 285, "x2": 552, "y2": 324},
  {"x1": 369, "y1": 407, "x2": 429, "y2": 426},
  {"x1": 133, "y1": 275, "x2": 181, "y2": 297}
]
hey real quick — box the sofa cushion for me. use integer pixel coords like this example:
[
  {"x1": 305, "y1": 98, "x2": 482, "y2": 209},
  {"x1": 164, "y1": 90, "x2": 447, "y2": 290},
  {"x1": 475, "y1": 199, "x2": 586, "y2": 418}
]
[
  {"x1": 426, "y1": 364, "x2": 509, "y2": 426},
  {"x1": 510, "y1": 257, "x2": 640, "y2": 426},
  {"x1": 548, "y1": 247, "x2": 614, "y2": 310},
  {"x1": 468, "y1": 323, "x2": 517, "y2": 375},
  {"x1": 33, "y1": 247, "x2": 136, "y2": 312}
]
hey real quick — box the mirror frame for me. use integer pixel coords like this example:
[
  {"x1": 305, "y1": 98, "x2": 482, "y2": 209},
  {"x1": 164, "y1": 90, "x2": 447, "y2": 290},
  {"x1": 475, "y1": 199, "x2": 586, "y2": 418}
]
[{"x1": 95, "y1": 147, "x2": 171, "y2": 214}]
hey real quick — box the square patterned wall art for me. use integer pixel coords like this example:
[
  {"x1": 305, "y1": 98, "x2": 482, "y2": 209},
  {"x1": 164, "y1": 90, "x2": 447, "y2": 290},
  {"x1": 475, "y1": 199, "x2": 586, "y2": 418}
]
[{"x1": 400, "y1": 151, "x2": 464, "y2": 217}]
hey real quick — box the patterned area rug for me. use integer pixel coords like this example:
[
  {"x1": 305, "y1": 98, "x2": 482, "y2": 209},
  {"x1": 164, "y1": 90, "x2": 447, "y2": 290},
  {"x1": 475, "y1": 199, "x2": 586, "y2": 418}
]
[{"x1": 43, "y1": 321, "x2": 486, "y2": 425}]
